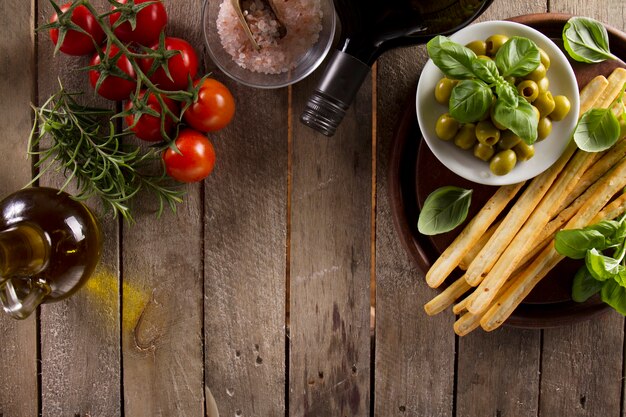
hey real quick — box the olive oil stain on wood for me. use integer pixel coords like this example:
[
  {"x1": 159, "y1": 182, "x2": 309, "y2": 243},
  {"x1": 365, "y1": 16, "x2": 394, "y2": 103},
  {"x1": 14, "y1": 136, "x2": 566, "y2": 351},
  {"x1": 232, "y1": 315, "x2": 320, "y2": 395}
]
[{"x1": 0, "y1": 1, "x2": 38, "y2": 416}]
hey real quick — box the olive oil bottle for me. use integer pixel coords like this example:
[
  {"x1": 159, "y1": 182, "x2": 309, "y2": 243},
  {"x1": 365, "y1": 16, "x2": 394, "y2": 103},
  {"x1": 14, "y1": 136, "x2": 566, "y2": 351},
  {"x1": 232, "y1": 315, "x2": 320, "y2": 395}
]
[
  {"x1": 0, "y1": 187, "x2": 102, "y2": 319},
  {"x1": 300, "y1": 0, "x2": 494, "y2": 136}
]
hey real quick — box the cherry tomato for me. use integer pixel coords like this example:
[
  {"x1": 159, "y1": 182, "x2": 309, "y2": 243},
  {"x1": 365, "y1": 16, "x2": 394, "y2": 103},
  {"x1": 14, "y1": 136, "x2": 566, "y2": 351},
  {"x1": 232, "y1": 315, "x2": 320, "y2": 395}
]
[
  {"x1": 89, "y1": 45, "x2": 137, "y2": 101},
  {"x1": 109, "y1": 0, "x2": 167, "y2": 46},
  {"x1": 49, "y1": 3, "x2": 105, "y2": 56},
  {"x1": 162, "y1": 129, "x2": 215, "y2": 182},
  {"x1": 183, "y1": 78, "x2": 236, "y2": 132},
  {"x1": 140, "y1": 37, "x2": 198, "y2": 91},
  {"x1": 124, "y1": 92, "x2": 179, "y2": 142}
]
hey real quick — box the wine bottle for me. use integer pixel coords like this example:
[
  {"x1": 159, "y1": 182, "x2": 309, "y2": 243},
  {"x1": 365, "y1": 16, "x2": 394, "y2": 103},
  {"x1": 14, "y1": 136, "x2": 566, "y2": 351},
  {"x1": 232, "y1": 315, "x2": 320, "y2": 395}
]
[
  {"x1": 300, "y1": 0, "x2": 494, "y2": 136},
  {"x1": 0, "y1": 187, "x2": 102, "y2": 319}
]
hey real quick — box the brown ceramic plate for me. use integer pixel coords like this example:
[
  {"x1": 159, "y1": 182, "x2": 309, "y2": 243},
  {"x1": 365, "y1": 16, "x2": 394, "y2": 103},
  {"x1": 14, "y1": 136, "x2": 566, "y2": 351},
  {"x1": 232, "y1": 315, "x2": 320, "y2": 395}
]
[{"x1": 389, "y1": 13, "x2": 626, "y2": 328}]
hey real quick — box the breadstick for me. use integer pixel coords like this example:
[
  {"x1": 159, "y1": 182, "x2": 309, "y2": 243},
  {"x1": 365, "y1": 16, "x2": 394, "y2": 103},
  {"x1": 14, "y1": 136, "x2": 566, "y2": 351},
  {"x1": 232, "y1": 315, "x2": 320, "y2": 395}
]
[
  {"x1": 464, "y1": 140, "x2": 577, "y2": 286},
  {"x1": 579, "y1": 75, "x2": 608, "y2": 114},
  {"x1": 452, "y1": 296, "x2": 469, "y2": 315},
  {"x1": 424, "y1": 275, "x2": 472, "y2": 315},
  {"x1": 467, "y1": 144, "x2": 600, "y2": 314},
  {"x1": 459, "y1": 220, "x2": 501, "y2": 271},
  {"x1": 596, "y1": 68, "x2": 626, "y2": 108},
  {"x1": 425, "y1": 183, "x2": 523, "y2": 288},
  {"x1": 481, "y1": 156, "x2": 626, "y2": 331}
]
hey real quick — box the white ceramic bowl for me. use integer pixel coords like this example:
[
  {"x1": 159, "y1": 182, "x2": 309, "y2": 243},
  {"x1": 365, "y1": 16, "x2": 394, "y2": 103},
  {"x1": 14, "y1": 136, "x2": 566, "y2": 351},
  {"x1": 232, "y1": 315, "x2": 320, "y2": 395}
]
[
  {"x1": 416, "y1": 20, "x2": 580, "y2": 186},
  {"x1": 202, "y1": 0, "x2": 336, "y2": 89}
]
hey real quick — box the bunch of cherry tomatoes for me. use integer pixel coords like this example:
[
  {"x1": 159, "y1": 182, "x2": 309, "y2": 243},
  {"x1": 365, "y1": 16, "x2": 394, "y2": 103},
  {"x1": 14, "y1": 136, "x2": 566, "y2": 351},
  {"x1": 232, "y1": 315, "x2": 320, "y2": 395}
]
[{"x1": 47, "y1": 0, "x2": 235, "y2": 183}]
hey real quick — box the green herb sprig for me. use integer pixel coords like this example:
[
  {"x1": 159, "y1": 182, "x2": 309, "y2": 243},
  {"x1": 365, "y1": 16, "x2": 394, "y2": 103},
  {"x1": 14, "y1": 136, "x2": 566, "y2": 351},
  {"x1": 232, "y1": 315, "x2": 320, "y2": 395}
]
[
  {"x1": 427, "y1": 35, "x2": 540, "y2": 144},
  {"x1": 418, "y1": 186, "x2": 473, "y2": 235},
  {"x1": 562, "y1": 17, "x2": 619, "y2": 64},
  {"x1": 555, "y1": 212, "x2": 626, "y2": 314},
  {"x1": 28, "y1": 86, "x2": 184, "y2": 223}
]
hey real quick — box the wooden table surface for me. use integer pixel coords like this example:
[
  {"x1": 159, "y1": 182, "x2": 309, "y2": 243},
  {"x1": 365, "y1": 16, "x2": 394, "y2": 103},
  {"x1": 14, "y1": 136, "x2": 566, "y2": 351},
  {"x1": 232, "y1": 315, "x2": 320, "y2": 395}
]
[{"x1": 1, "y1": 0, "x2": 625, "y2": 416}]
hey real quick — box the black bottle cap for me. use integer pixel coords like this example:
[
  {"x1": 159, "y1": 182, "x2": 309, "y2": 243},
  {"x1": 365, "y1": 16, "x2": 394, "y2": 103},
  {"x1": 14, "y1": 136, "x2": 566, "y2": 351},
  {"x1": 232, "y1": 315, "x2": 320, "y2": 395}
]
[{"x1": 300, "y1": 50, "x2": 371, "y2": 137}]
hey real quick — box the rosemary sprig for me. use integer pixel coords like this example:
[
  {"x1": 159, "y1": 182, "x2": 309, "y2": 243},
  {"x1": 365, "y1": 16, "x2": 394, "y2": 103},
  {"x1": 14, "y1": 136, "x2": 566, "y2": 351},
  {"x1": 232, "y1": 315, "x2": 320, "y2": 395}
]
[{"x1": 28, "y1": 86, "x2": 185, "y2": 223}]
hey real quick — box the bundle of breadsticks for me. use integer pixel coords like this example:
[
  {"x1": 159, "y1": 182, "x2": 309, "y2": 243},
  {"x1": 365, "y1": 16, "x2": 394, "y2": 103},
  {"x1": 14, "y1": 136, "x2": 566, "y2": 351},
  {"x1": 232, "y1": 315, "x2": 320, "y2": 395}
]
[{"x1": 424, "y1": 67, "x2": 626, "y2": 335}]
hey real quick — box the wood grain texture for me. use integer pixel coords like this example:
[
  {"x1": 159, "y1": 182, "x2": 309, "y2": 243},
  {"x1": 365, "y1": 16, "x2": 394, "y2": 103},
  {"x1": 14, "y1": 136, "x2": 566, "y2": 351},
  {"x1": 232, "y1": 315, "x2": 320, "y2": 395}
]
[
  {"x1": 203, "y1": 66, "x2": 288, "y2": 417},
  {"x1": 36, "y1": 0, "x2": 122, "y2": 415},
  {"x1": 0, "y1": 1, "x2": 38, "y2": 416},
  {"x1": 374, "y1": 46, "x2": 456, "y2": 417},
  {"x1": 452, "y1": 2, "x2": 546, "y2": 416},
  {"x1": 289, "y1": 65, "x2": 372, "y2": 416},
  {"x1": 540, "y1": 3, "x2": 626, "y2": 417},
  {"x1": 121, "y1": 1, "x2": 204, "y2": 415}
]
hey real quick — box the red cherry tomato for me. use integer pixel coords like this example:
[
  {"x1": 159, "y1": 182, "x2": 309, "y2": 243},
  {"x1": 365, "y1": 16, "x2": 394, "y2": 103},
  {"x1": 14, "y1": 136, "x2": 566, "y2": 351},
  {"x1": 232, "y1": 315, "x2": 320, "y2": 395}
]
[
  {"x1": 124, "y1": 91, "x2": 179, "y2": 142},
  {"x1": 109, "y1": 0, "x2": 167, "y2": 46},
  {"x1": 162, "y1": 129, "x2": 215, "y2": 182},
  {"x1": 183, "y1": 78, "x2": 236, "y2": 132},
  {"x1": 140, "y1": 37, "x2": 198, "y2": 91},
  {"x1": 89, "y1": 45, "x2": 137, "y2": 101},
  {"x1": 49, "y1": 3, "x2": 104, "y2": 56}
]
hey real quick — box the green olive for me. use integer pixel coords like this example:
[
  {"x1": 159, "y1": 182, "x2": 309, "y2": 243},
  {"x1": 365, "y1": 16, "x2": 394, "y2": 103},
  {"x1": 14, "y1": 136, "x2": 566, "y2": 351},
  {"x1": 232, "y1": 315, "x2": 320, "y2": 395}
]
[
  {"x1": 466, "y1": 40, "x2": 487, "y2": 56},
  {"x1": 513, "y1": 141, "x2": 535, "y2": 161},
  {"x1": 476, "y1": 120, "x2": 501, "y2": 145},
  {"x1": 536, "y1": 77, "x2": 549, "y2": 93},
  {"x1": 537, "y1": 117, "x2": 552, "y2": 141},
  {"x1": 489, "y1": 149, "x2": 517, "y2": 176},
  {"x1": 498, "y1": 130, "x2": 521, "y2": 150},
  {"x1": 534, "y1": 91, "x2": 556, "y2": 117},
  {"x1": 435, "y1": 78, "x2": 458, "y2": 105},
  {"x1": 504, "y1": 76, "x2": 516, "y2": 85},
  {"x1": 517, "y1": 80, "x2": 539, "y2": 102},
  {"x1": 477, "y1": 54, "x2": 492, "y2": 61},
  {"x1": 485, "y1": 34, "x2": 509, "y2": 56},
  {"x1": 473, "y1": 143, "x2": 495, "y2": 161},
  {"x1": 525, "y1": 63, "x2": 547, "y2": 82},
  {"x1": 435, "y1": 113, "x2": 460, "y2": 141},
  {"x1": 453, "y1": 123, "x2": 477, "y2": 150},
  {"x1": 550, "y1": 95, "x2": 571, "y2": 121},
  {"x1": 538, "y1": 47, "x2": 551, "y2": 70}
]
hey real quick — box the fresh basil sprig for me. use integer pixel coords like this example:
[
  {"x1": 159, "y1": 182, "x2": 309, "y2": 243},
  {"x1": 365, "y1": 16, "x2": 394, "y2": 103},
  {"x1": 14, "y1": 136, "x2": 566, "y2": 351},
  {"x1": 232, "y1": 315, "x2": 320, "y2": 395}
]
[
  {"x1": 426, "y1": 35, "x2": 542, "y2": 144},
  {"x1": 418, "y1": 186, "x2": 472, "y2": 235},
  {"x1": 555, "y1": 213, "x2": 626, "y2": 314},
  {"x1": 562, "y1": 17, "x2": 618, "y2": 64},
  {"x1": 572, "y1": 89, "x2": 625, "y2": 152}
]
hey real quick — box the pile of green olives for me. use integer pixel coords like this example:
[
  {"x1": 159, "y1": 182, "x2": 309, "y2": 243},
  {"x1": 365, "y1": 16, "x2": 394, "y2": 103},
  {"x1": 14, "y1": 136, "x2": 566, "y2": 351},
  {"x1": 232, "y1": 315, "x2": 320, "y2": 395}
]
[{"x1": 433, "y1": 34, "x2": 572, "y2": 176}]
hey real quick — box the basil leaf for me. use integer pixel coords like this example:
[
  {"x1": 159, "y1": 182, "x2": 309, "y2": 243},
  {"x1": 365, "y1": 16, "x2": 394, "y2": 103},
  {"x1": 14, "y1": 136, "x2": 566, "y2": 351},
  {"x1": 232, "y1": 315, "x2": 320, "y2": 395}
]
[
  {"x1": 427, "y1": 35, "x2": 478, "y2": 80},
  {"x1": 555, "y1": 229, "x2": 606, "y2": 259},
  {"x1": 562, "y1": 17, "x2": 618, "y2": 63},
  {"x1": 586, "y1": 248, "x2": 621, "y2": 281},
  {"x1": 418, "y1": 186, "x2": 472, "y2": 235},
  {"x1": 586, "y1": 220, "x2": 622, "y2": 241},
  {"x1": 449, "y1": 80, "x2": 493, "y2": 123},
  {"x1": 492, "y1": 98, "x2": 538, "y2": 144},
  {"x1": 572, "y1": 265, "x2": 604, "y2": 302},
  {"x1": 495, "y1": 79, "x2": 518, "y2": 106},
  {"x1": 573, "y1": 108, "x2": 621, "y2": 152},
  {"x1": 495, "y1": 36, "x2": 541, "y2": 77},
  {"x1": 471, "y1": 59, "x2": 498, "y2": 84},
  {"x1": 601, "y1": 280, "x2": 626, "y2": 315}
]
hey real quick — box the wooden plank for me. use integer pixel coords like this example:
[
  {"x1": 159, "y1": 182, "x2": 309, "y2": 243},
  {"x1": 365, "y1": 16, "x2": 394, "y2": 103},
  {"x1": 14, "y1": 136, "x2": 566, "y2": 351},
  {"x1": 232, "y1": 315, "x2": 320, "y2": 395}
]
[
  {"x1": 35, "y1": 1, "x2": 122, "y2": 415},
  {"x1": 0, "y1": 1, "x2": 38, "y2": 416},
  {"x1": 374, "y1": 45, "x2": 456, "y2": 417},
  {"x1": 452, "y1": 2, "x2": 546, "y2": 415},
  {"x1": 289, "y1": 57, "x2": 372, "y2": 414},
  {"x1": 121, "y1": 0, "x2": 205, "y2": 415},
  {"x1": 540, "y1": 3, "x2": 625, "y2": 417},
  {"x1": 203, "y1": 82, "x2": 287, "y2": 416}
]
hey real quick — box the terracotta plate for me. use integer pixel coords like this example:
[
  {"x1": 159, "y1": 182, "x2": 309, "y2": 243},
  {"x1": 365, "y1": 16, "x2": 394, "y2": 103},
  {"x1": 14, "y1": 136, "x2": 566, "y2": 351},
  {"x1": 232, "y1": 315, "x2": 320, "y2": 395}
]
[{"x1": 388, "y1": 13, "x2": 626, "y2": 328}]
